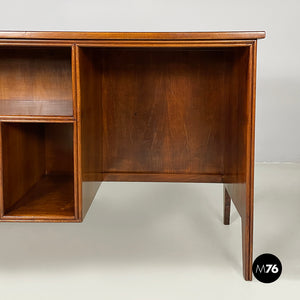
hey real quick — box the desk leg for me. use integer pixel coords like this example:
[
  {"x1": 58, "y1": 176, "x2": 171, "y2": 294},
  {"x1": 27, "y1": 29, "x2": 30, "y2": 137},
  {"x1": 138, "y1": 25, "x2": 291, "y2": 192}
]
[
  {"x1": 223, "y1": 186, "x2": 231, "y2": 225},
  {"x1": 224, "y1": 183, "x2": 253, "y2": 281}
]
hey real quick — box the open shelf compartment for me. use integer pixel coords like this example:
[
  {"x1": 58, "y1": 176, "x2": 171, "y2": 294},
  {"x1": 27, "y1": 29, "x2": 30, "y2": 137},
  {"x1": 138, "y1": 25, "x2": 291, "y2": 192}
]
[
  {"x1": 78, "y1": 47, "x2": 249, "y2": 183},
  {"x1": 0, "y1": 46, "x2": 73, "y2": 117},
  {"x1": 0, "y1": 122, "x2": 76, "y2": 220}
]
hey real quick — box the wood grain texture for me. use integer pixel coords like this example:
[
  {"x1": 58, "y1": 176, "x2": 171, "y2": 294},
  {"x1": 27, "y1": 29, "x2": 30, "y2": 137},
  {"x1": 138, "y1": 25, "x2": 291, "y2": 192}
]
[
  {"x1": 76, "y1": 47, "x2": 103, "y2": 181},
  {"x1": 72, "y1": 45, "x2": 80, "y2": 220},
  {"x1": 0, "y1": 32, "x2": 265, "y2": 280},
  {"x1": 76, "y1": 47, "x2": 103, "y2": 219},
  {"x1": 45, "y1": 123, "x2": 74, "y2": 175},
  {"x1": 0, "y1": 122, "x2": 76, "y2": 221},
  {"x1": 102, "y1": 48, "x2": 232, "y2": 176},
  {"x1": 1, "y1": 123, "x2": 45, "y2": 213},
  {"x1": 3, "y1": 175, "x2": 74, "y2": 219},
  {"x1": 0, "y1": 116, "x2": 75, "y2": 122},
  {"x1": 0, "y1": 31, "x2": 266, "y2": 40},
  {"x1": 77, "y1": 41, "x2": 254, "y2": 48},
  {"x1": 224, "y1": 41, "x2": 257, "y2": 281},
  {"x1": 0, "y1": 100, "x2": 72, "y2": 116},
  {"x1": 75, "y1": 46, "x2": 255, "y2": 184},
  {"x1": 223, "y1": 186, "x2": 231, "y2": 225},
  {"x1": 102, "y1": 172, "x2": 224, "y2": 182},
  {"x1": 0, "y1": 47, "x2": 73, "y2": 116}
]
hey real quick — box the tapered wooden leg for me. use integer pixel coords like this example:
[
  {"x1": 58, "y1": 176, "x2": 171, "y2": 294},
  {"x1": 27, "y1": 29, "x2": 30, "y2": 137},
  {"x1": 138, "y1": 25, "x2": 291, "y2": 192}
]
[
  {"x1": 241, "y1": 216, "x2": 253, "y2": 281},
  {"x1": 224, "y1": 183, "x2": 253, "y2": 281},
  {"x1": 223, "y1": 186, "x2": 231, "y2": 225}
]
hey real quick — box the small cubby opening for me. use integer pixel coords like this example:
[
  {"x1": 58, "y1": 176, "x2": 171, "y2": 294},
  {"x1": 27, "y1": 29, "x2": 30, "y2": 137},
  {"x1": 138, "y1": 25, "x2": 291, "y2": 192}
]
[
  {"x1": 1, "y1": 122, "x2": 75, "y2": 219},
  {"x1": 0, "y1": 46, "x2": 73, "y2": 116}
]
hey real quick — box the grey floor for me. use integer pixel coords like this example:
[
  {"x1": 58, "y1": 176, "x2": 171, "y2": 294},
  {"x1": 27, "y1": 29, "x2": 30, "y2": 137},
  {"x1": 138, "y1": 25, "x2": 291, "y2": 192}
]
[{"x1": 0, "y1": 163, "x2": 299, "y2": 299}]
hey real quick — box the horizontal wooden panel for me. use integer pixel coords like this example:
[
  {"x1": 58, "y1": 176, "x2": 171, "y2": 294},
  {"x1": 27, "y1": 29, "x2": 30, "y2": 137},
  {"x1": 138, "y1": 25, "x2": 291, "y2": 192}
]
[
  {"x1": 0, "y1": 99, "x2": 73, "y2": 116},
  {"x1": 0, "y1": 31, "x2": 266, "y2": 40},
  {"x1": 102, "y1": 48, "x2": 231, "y2": 175},
  {"x1": 103, "y1": 172, "x2": 223, "y2": 182},
  {"x1": 0, "y1": 116, "x2": 75, "y2": 122},
  {"x1": 3, "y1": 175, "x2": 74, "y2": 219},
  {"x1": 82, "y1": 172, "x2": 243, "y2": 183}
]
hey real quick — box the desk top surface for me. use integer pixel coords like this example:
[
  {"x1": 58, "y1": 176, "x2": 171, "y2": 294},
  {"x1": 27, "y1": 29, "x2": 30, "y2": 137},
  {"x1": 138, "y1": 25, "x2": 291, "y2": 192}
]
[{"x1": 0, "y1": 31, "x2": 266, "y2": 40}]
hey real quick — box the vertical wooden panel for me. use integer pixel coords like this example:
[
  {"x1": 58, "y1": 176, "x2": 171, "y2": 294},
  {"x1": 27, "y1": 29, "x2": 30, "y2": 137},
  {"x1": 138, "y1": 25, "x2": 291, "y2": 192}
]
[
  {"x1": 77, "y1": 47, "x2": 103, "y2": 180},
  {"x1": 76, "y1": 47, "x2": 103, "y2": 220},
  {"x1": 223, "y1": 46, "x2": 250, "y2": 182},
  {"x1": 102, "y1": 48, "x2": 229, "y2": 175},
  {"x1": 1, "y1": 123, "x2": 45, "y2": 212},
  {"x1": 0, "y1": 47, "x2": 72, "y2": 101},
  {"x1": 224, "y1": 42, "x2": 256, "y2": 280},
  {"x1": 45, "y1": 123, "x2": 74, "y2": 175}
]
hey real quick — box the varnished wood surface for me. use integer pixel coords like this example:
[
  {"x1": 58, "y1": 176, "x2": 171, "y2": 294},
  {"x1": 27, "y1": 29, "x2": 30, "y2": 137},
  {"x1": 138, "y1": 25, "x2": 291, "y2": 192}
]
[
  {"x1": 0, "y1": 32, "x2": 264, "y2": 280},
  {"x1": 223, "y1": 186, "x2": 231, "y2": 225},
  {"x1": 102, "y1": 48, "x2": 233, "y2": 176},
  {"x1": 0, "y1": 40, "x2": 255, "y2": 48},
  {"x1": 76, "y1": 47, "x2": 103, "y2": 181},
  {"x1": 1, "y1": 123, "x2": 45, "y2": 212},
  {"x1": 102, "y1": 172, "x2": 224, "y2": 182},
  {"x1": 75, "y1": 46, "x2": 104, "y2": 218},
  {"x1": 223, "y1": 47, "x2": 249, "y2": 180},
  {"x1": 73, "y1": 43, "x2": 258, "y2": 280},
  {"x1": 76, "y1": 47, "x2": 250, "y2": 181},
  {"x1": 0, "y1": 31, "x2": 266, "y2": 40},
  {"x1": 0, "y1": 122, "x2": 76, "y2": 221},
  {"x1": 3, "y1": 174, "x2": 74, "y2": 219},
  {"x1": 0, "y1": 99, "x2": 73, "y2": 116},
  {"x1": 45, "y1": 123, "x2": 74, "y2": 174},
  {"x1": 223, "y1": 41, "x2": 257, "y2": 280},
  {"x1": 72, "y1": 45, "x2": 80, "y2": 220},
  {"x1": 0, "y1": 116, "x2": 75, "y2": 123},
  {"x1": 0, "y1": 47, "x2": 73, "y2": 116}
]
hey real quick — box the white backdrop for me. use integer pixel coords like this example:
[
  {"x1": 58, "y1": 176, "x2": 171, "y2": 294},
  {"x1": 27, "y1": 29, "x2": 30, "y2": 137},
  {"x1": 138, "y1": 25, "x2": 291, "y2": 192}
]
[{"x1": 0, "y1": 0, "x2": 299, "y2": 161}]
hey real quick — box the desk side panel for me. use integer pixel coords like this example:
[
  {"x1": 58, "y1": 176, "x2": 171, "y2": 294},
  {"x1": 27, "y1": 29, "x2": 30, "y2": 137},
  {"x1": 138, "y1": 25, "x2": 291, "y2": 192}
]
[
  {"x1": 223, "y1": 42, "x2": 256, "y2": 280},
  {"x1": 76, "y1": 47, "x2": 103, "y2": 219}
]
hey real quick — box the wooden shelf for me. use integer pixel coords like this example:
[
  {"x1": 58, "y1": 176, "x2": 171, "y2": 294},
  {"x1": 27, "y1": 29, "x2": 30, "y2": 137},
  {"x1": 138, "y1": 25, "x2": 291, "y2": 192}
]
[
  {"x1": 0, "y1": 99, "x2": 73, "y2": 116},
  {"x1": 3, "y1": 175, "x2": 74, "y2": 219}
]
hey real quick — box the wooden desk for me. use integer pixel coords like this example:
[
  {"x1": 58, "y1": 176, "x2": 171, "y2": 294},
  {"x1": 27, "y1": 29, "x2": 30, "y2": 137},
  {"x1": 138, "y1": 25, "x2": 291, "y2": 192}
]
[{"x1": 0, "y1": 31, "x2": 265, "y2": 280}]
